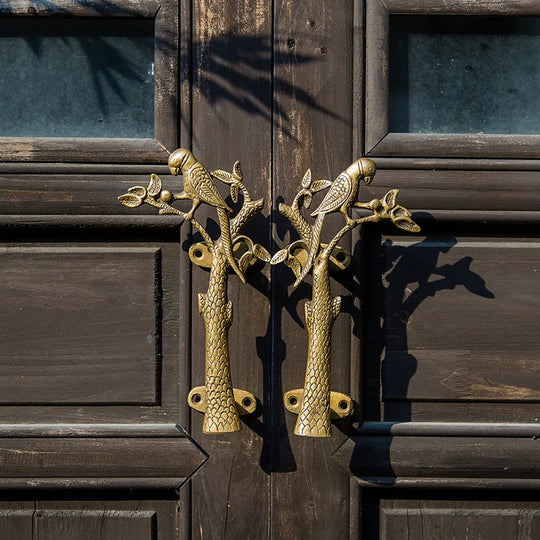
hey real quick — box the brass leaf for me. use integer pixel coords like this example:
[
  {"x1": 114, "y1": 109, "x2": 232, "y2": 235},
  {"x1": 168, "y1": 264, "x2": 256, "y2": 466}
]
[
  {"x1": 310, "y1": 179, "x2": 332, "y2": 193},
  {"x1": 301, "y1": 168, "x2": 312, "y2": 189},
  {"x1": 147, "y1": 173, "x2": 162, "y2": 197},
  {"x1": 118, "y1": 194, "x2": 143, "y2": 208}
]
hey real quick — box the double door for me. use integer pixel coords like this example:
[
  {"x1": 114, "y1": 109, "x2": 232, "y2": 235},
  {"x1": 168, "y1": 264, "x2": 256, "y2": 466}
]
[{"x1": 0, "y1": 0, "x2": 539, "y2": 538}]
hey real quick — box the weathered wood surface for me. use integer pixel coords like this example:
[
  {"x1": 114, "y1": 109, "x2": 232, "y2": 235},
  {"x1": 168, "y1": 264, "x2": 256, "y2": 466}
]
[
  {"x1": 271, "y1": 0, "x2": 356, "y2": 537},
  {"x1": 0, "y1": 500, "x2": 178, "y2": 540},
  {"x1": 0, "y1": 437, "x2": 206, "y2": 483},
  {"x1": 0, "y1": 0, "x2": 160, "y2": 17},
  {"x1": 335, "y1": 435, "x2": 540, "y2": 485},
  {"x1": 0, "y1": 234, "x2": 182, "y2": 424},
  {"x1": 365, "y1": 0, "x2": 540, "y2": 159},
  {"x1": 0, "y1": 0, "x2": 539, "y2": 538},
  {"x1": 188, "y1": 0, "x2": 272, "y2": 537},
  {"x1": 373, "y1": 499, "x2": 540, "y2": 540},
  {"x1": 363, "y1": 233, "x2": 540, "y2": 423}
]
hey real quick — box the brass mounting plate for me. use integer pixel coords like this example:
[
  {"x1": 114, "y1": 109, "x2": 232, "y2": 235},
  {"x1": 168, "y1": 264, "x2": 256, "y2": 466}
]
[
  {"x1": 283, "y1": 389, "x2": 353, "y2": 419},
  {"x1": 188, "y1": 386, "x2": 257, "y2": 416}
]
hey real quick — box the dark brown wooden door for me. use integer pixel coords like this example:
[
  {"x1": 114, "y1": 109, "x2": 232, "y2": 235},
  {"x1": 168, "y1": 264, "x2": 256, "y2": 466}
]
[{"x1": 0, "y1": 1, "x2": 539, "y2": 538}]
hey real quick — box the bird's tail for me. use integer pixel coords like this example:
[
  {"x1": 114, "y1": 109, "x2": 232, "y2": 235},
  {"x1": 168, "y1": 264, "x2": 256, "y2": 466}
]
[
  {"x1": 294, "y1": 213, "x2": 324, "y2": 287},
  {"x1": 217, "y1": 207, "x2": 246, "y2": 284}
]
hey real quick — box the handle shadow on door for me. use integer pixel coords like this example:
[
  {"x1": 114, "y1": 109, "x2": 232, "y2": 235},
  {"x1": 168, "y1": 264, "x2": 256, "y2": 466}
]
[
  {"x1": 119, "y1": 149, "x2": 270, "y2": 434},
  {"x1": 272, "y1": 159, "x2": 420, "y2": 437}
]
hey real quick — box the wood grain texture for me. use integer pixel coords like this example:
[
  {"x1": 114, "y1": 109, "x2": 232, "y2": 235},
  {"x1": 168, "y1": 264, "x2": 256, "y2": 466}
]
[
  {"x1": 384, "y1": 0, "x2": 540, "y2": 16},
  {"x1": 0, "y1": 235, "x2": 182, "y2": 424},
  {"x1": 356, "y1": 421, "x2": 540, "y2": 438},
  {"x1": 335, "y1": 435, "x2": 540, "y2": 484},
  {"x1": 272, "y1": 0, "x2": 355, "y2": 537},
  {"x1": 369, "y1": 134, "x2": 540, "y2": 160},
  {"x1": 188, "y1": 0, "x2": 272, "y2": 537},
  {"x1": 0, "y1": 247, "x2": 160, "y2": 404},
  {"x1": 0, "y1": 0, "x2": 160, "y2": 17},
  {"x1": 0, "y1": 435, "x2": 206, "y2": 485},
  {"x1": 363, "y1": 169, "x2": 540, "y2": 214},
  {"x1": 363, "y1": 233, "x2": 540, "y2": 422},
  {"x1": 0, "y1": 138, "x2": 169, "y2": 164},
  {"x1": 0, "y1": 500, "x2": 178, "y2": 540},
  {"x1": 378, "y1": 499, "x2": 540, "y2": 540}
]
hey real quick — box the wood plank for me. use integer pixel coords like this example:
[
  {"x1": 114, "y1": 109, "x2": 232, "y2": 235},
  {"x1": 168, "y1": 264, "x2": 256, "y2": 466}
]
[
  {"x1": 370, "y1": 133, "x2": 540, "y2": 160},
  {"x1": 0, "y1": 236, "x2": 182, "y2": 424},
  {"x1": 0, "y1": 0, "x2": 160, "y2": 17},
  {"x1": 373, "y1": 158, "x2": 540, "y2": 171},
  {"x1": 154, "y1": 0, "x2": 179, "y2": 153},
  {"x1": 360, "y1": 168, "x2": 540, "y2": 213},
  {"x1": 356, "y1": 421, "x2": 540, "y2": 438},
  {"x1": 0, "y1": 138, "x2": 168, "y2": 164},
  {"x1": 0, "y1": 215, "x2": 183, "y2": 228},
  {"x1": 0, "y1": 435, "x2": 206, "y2": 483},
  {"x1": 32, "y1": 501, "x2": 177, "y2": 540},
  {"x1": 380, "y1": 239, "x2": 540, "y2": 403},
  {"x1": 37, "y1": 511, "x2": 155, "y2": 540},
  {"x1": 384, "y1": 0, "x2": 540, "y2": 16},
  {"x1": 363, "y1": 233, "x2": 540, "y2": 421},
  {"x1": 0, "y1": 247, "x2": 160, "y2": 404},
  {"x1": 0, "y1": 173, "x2": 185, "y2": 215},
  {"x1": 272, "y1": 0, "x2": 355, "y2": 537},
  {"x1": 0, "y1": 508, "x2": 33, "y2": 539},
  {"x1": 189, "y1": 0, "x2": 272, "y2": 537},
  {"x1": 379, "y1": 499, "x2": 540, "y2": 540},
  {"x1": 335, "y1": 435, "x2": 540, "y2": 485},
  {"x1": 0, "y1": 423, "x2": 193, "y2": 437}
]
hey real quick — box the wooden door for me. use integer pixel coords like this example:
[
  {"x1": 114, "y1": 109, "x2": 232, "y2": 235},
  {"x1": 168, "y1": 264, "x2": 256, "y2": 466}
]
[{"x1": 0, "y1": 1, "x2": 539, "y2": 539}]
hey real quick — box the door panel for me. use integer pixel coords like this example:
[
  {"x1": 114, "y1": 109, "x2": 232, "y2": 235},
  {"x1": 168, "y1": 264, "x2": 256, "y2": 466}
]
[
  {"x1": 369, "y1": 497, "x2": 540, "y2": 540},
  {"x1": 364, "y1": 232, "x2": 540, "y2": 423},
  {"x1": 0, "y1": 500, "x2": 178, "y2": 540}
]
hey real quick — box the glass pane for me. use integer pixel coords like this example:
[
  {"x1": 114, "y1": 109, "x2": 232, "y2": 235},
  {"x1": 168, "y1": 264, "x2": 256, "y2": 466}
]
[
  {"x1": 389, "y1": 16, "x2": 540, "y2": 135},
  {"x1": 0, "y1": 18, "x2": 154, "y2": 138}
]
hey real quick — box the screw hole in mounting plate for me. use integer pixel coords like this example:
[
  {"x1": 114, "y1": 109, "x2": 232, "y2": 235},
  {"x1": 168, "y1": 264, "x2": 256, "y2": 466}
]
[
  {"x1": 192, "y1": 393, "x2": 202, "y2": 404},
  {"x1": 288, "y1": 396, "x2": 298, "y2": 406},
  {"x1": 338, "y1": 400, "x2": 348, "y2": 410},
  {"x1": 194, "y1": 250, "x2": 203, "y2": 258},
  {"x1": 242, "y1": 397, "x2": 252, "y2": 408}
]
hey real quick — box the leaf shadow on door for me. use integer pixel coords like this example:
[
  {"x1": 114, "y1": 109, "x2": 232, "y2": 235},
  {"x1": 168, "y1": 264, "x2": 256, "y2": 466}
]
[
  {"x1": 188, "y1": 33, "x2": 344, "y2": 141},
  {"x1": 341, "y1": 223, "x2": 495, "y2": 484}
]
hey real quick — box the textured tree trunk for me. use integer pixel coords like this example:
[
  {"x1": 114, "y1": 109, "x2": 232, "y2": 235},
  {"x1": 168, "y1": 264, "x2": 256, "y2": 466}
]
[
  {"x1": 198, "y1": 247, "x2": 241, "y2": 433},
  {"x1": 295, "y1": 256, "x2": 341, "y2": 437}
]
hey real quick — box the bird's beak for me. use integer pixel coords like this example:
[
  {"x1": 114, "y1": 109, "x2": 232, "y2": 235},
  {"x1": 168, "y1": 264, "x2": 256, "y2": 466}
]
[
  {"x1": 364, "y1": 175, "x2": 374, "y2": 185},
  {"x1": 169, "y1": 166, "x2": 180, "y2": 176}
]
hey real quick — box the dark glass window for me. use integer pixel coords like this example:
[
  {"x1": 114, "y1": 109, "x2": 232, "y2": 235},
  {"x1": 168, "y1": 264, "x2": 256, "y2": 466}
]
[
  {"x1": 0, "y1": 18, "x2": 154, "y2": 138},
  {"x1": 389, "y1": 16, "x2": 540, "y2": 135}
]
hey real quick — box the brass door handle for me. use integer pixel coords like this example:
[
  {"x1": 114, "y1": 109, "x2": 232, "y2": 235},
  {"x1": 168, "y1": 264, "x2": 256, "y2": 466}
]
[
  {"x1": 272, "y1": 159, "x2": 420, "y2": 437},
  {"x1": 119, "y1": 149, "x2": 269, "y2": 433}
]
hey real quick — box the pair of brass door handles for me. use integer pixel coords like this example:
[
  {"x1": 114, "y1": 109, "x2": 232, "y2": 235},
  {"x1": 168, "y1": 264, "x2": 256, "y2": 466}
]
[{"x1": 119, "y1": 149, "x2": 420, "y2": 437}]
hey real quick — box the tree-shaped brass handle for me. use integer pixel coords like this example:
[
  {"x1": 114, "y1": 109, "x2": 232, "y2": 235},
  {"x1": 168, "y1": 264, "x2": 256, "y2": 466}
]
[
  {"x1": 272, "y1": 159, "x2": 420, "y2": 437},
  {"x1": 119, "y1": 149, "x2": 270, "y2": 433}
]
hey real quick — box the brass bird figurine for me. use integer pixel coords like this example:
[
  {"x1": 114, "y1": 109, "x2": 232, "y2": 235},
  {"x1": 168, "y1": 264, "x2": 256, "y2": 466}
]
[
  {"x1": 295, "y1": 158, "x2": 377, "y2": 286},
  {"x1": 168, "y1": 148, "x2": 245, "y2": 283}
]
